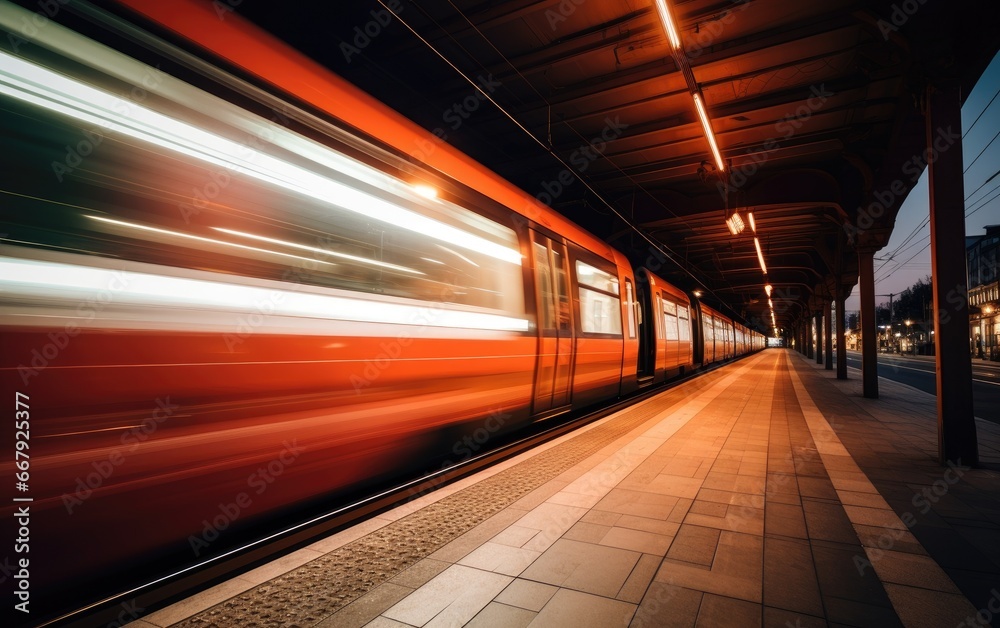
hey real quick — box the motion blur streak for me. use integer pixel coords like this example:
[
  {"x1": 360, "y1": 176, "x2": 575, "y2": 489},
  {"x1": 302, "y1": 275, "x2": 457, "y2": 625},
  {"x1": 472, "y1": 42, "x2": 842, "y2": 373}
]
[
  {"x1": 0, "y1": 2, "x2": 764, "y2": 625},
  {"x1": 0, "y1": 256, "x2": 530, "y2": 331},
  {"x1": 0, "y1": 48, "x2": 522, "y2": 265}
]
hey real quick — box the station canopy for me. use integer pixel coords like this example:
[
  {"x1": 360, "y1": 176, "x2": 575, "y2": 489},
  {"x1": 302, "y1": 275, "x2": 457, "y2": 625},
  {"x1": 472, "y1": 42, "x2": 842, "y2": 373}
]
[{"x1": 239, "y1": 0, "x2": 1000, "y2": 332}]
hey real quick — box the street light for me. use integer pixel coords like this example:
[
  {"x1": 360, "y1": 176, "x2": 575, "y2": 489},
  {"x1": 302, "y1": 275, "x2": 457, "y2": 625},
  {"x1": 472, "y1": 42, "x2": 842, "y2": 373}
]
[{"x1": 905, "y1": 319, "x2": 913, "y2": 355}]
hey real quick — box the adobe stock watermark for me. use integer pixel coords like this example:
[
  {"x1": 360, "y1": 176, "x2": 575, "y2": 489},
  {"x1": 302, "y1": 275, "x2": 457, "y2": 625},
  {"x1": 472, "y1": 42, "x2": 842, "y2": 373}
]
[
  {"x1": 406, "y1": 408, "x2": 511, "y2": 501},
  {"x1": 350, "y1": 287, "x2": 460, "y2": 393},
  {"x1": 631, "y1": 576, "x2": 681, "y2": 626},
  {"x1": 103, "y1": 600, "x2": 145, "y2": 628},
  {"x1": 684, "y1": 0, "x2": 752, "y2": 59},
  {"x1": 340, "y1": 0, "x2": 407, "y2": 63},
  {"x1": 17, "y1": 270, "x2": 132, "y2": 386},
  {"x1": 533, "y1": 116, "x2": 629, "y2": 207},
  {"x1": 211, "y1": 0, "x2": 243, "y2": 21},
  {"x1": 545, "y1": 0, "x2": 585, "y2": 30},
  {"x1": 876, "y1": 0, "x2": 930, "y2": 41},
  {"x1": 188, "y1": 439, "x2": 305, "y2": 556},
  {"x1": 6, "y1": 0, "x2": 69, "y2": 54},
  {"x1": 451, "y1": 408, "x2": 511, "y2": 460},
  {"x1": 223, "y1": 231, "x2": 351, "y2": 351},
  {"x1": 844, "y1": 125, "x2": 961, "y2": 242},
  {"x1": 443, "y1": 75, "x2": 502, "y2": 130},
  {"x1": 719, "y1": 84, "x2": 833, "y2": 197},
  {"x1": 957, "y1": 588, "x2": 1000, "y2": 628},
  {"x1": 409, "y1": 74, "x2": 503, "y2": 164},
  {"x1": 223, "y1": 288, "x2": 285, "y2": 352},
  {"x1": 52, "y1": 65, "x2": 167, "y2": 183},
  {"x1": 178, "y1": 104, "x2": 294, "y2": 224},
  {"x1": 61, "y1": 397, "x2": 181, "y2": 514},
  {"x1": 853, "y1": 458, "x2": 970, "y2": 577}
]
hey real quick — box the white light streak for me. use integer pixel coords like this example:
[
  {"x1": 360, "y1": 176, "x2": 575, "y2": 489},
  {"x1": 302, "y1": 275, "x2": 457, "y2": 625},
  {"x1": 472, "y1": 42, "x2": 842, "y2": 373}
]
[
  {"x1": 0, "y1": 51, "x2": 521, "y2": 265},
  {"x1": 693, "y1": 92, "x2": 725, "y2": 172},
  {"x1": 212, "y1": 227, "x2": 423, "y2": 275},
  {"x1": 0, "y1": 256, "x2": 529, "y2": 332}
]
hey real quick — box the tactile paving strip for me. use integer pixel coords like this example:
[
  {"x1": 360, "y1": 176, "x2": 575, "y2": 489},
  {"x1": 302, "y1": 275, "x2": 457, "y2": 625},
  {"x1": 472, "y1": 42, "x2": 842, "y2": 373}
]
[{"x1": 175, "y1": 374, "x2": 722, "y2": 627}]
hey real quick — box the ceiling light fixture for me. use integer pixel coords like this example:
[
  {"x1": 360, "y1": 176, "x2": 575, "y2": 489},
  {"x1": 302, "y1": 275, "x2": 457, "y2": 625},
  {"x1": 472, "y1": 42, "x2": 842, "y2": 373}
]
[
  {"x1": 725, "y1": 210, "x2": 745, "y2": 235},
  {"x1": 692, "y1": 92, "x2": 725, "y2": 172},
  {"x1": 653, "y1": 0, "x2": 682, "y2": 49},
  {"x1": 754, "y1": 237, "x2": 768, "y2": 274}
]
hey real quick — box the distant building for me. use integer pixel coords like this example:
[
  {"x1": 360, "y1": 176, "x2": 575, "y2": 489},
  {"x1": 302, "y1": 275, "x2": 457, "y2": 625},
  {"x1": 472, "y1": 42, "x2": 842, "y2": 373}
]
[{"x1": 968, "y1": 225, "x2": 999, "y2": 360}]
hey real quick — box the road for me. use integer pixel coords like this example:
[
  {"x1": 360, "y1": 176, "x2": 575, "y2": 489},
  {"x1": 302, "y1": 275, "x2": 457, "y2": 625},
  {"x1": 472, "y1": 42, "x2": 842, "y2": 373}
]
[{"x1": 839, "y1": 350, "x2": 1000, "y2": 424}]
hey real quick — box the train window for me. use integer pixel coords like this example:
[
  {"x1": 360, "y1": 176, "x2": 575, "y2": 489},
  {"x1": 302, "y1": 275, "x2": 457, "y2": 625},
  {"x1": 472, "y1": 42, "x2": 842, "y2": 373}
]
[
  {"x1": 576, "y1": 260, "x2": 619, "y2": 294},
  {"x1": 655, "y1": 293, "x2": 663, "y2": 339},
  {"x1": 663, "y1": 300, "x2": 679, "y2": 341},
  {"x1": 576, "y1": 260, "x2": 622, "y2": 335},
  {"x1": 534, "y1": 242, "x2": 556, "y2": 330},
  {"x1": 625, "y1": 280, "x2": 636, "y2": 339},
  {"x1": 0, "y1": 48, "x2": 527, "y2": 323},
  {"x1": 553, "y1": 247, "x2": 571, "y2": 332},
  {"x1": 678, "y1": 305, "x2": 691, "y2": 341},
  {"x1": 580, "y1": 290, "x2": 621, "y2": 334}
]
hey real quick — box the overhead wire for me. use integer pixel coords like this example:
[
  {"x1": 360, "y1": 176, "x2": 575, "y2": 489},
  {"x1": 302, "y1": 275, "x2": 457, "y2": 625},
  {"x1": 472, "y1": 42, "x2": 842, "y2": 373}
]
[
  {"x1": 875, "y1": 138, "x2": 1000, "y2": 277},
  {"x1": 964, "y1": 167, "x2": 1000, "y2": 204},
  {"x1": 437, "y1": 0, "x2": 760, "y2": 305},
  {"x1": 875, "y1": 180, "x2": 1000, "y2": 283},
  {"x1": 375, "y1": 0, "x2": 749, "y2": 319},
  {"x1": 438, "y1": 0, "x2": 710, "y2": 237},
  {"x1": 962, "y1": 84, "x2": 1000, "y2": 138},
  {"x1": 963, "y1": 126, "x2": 1000, "y2": 174}
]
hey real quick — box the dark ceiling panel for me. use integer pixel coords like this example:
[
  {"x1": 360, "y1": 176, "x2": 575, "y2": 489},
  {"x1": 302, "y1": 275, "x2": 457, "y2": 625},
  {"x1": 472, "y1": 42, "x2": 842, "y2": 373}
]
[{"x1": 235, "y1": 0, "x2": 1000, "y2": 332}]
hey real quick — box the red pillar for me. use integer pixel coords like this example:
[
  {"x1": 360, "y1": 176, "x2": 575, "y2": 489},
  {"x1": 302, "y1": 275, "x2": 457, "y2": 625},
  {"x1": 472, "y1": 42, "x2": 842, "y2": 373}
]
[
  {"x1": 927, "y1": 84, "x2": 978, "y2": 466},
  {"x1": 859, "y1": 249, "x2": 878, "y2": 399}
]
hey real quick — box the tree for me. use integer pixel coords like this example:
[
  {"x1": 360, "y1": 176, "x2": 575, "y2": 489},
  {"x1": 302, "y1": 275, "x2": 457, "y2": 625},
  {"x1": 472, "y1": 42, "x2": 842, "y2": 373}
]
[
  {"x1": 875, "y1": 304, "x2": 891, "y2": 325},
  {"x1": 891, "y1": 276, "x2": 932, "y2": 322},
  {"x1": 846, "y1": 312, "x2": 859, "y2": 331}
]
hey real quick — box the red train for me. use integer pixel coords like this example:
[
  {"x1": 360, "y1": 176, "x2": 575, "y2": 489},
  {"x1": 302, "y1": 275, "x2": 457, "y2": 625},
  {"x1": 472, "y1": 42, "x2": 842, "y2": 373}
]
[{"x1": 0, "y1": 0, "x2": 763, "y2": 614}]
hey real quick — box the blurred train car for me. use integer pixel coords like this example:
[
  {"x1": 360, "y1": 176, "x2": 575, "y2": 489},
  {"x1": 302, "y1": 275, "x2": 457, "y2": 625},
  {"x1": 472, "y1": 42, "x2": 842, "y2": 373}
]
[{"x1": 0, "y1": 0, "x2": 763, "y2": 615}]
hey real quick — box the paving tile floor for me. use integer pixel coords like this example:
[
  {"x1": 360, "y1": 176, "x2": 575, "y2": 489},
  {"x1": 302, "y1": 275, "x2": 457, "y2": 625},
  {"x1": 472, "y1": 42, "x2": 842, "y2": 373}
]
[{"x1": 128, "y1": 349, "x2": 1000, "y2": 628}]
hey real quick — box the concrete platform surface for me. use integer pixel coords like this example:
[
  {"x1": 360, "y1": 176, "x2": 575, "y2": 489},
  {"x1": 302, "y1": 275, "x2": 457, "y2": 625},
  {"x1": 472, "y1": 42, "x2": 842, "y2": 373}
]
[{"x1": 127, "y1": 349, "x2": 1000, "y2": 628}]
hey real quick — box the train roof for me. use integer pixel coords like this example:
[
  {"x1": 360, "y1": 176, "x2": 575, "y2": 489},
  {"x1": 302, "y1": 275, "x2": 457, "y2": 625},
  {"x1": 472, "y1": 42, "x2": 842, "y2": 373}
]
[
  {"x1": 638, "y1": 267, "x2": 689, "y2": 303},
  {"x1": 699, "y1": 302, "x2": 734, "y2": 324},
  {"x1": 115, "y1": 0, "x2": 621, "y2": 264}
]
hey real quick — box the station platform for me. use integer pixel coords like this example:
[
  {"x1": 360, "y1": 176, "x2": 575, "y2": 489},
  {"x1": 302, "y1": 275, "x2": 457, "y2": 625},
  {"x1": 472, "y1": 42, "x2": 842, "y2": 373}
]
[{"x1": 128, "y1": 349, "x2": 1000, "y2": 628}]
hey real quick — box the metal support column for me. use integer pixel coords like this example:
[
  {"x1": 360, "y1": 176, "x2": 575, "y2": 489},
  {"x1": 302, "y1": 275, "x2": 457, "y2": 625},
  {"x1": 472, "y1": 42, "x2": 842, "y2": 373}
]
[
  {"x1": 816, "y1": 311, "x2": 824, "y2": 364},
  {"x1": 859, "y1": 249, "x2": 878, "y2": 399},
  {"x1": 927, "y1": 84, "x2": 978, "y2": 466},
  {"x1": 825, "y1": 301, "x2": 834, "y2": 370},
  {"x1": 836, "y1": 288, "x2": 847, "y2": 379},
  {"x1": 806, "y1": 317, "x2": 814, "y2": 359}
]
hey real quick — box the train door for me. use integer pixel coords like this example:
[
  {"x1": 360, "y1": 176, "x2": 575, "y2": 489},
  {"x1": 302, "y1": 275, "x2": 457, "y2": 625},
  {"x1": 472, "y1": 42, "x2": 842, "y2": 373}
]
[
  {"x1": 531, "y1": 232, "x2": 574, "y2": 416},
  {"x1": 635, "y1": 279, "x2": 656, "y2": 382},
  {"x1": 704, "y1": 314, "x2": 715, "y2": 363}
]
